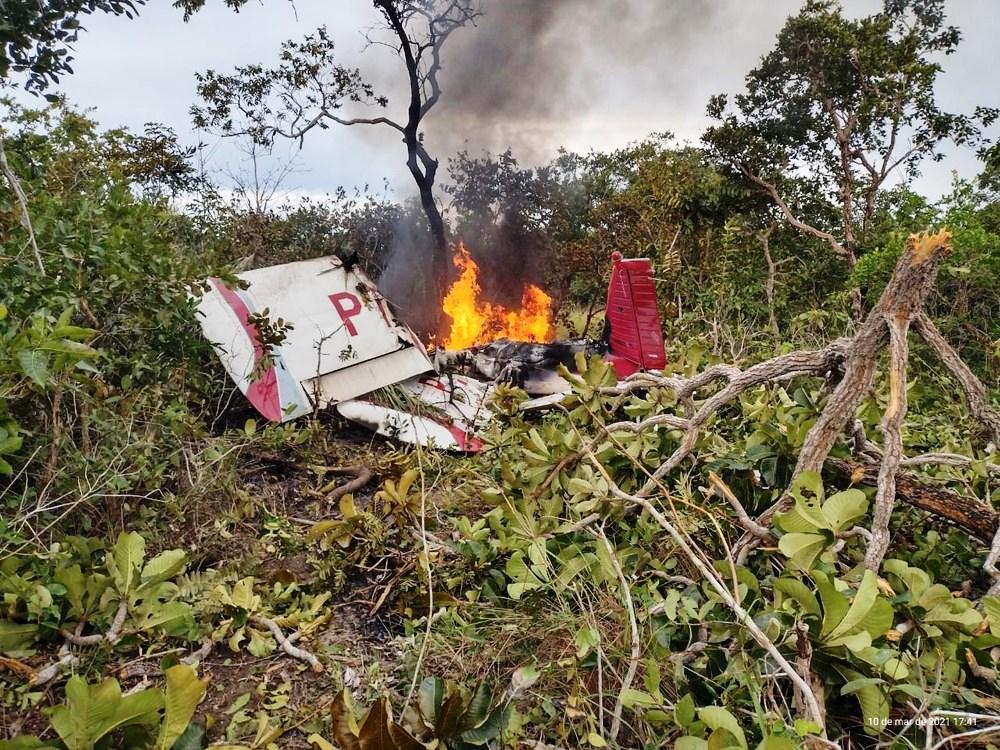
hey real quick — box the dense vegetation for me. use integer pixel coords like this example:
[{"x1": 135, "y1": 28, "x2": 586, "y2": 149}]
[{"x1": 1, "y1": 1, "x2": 999, "y2": 748}]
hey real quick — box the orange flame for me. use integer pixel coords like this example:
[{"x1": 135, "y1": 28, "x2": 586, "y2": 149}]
[{"x1": 441, "y1": 242, "x2": 553, "y2": 349}]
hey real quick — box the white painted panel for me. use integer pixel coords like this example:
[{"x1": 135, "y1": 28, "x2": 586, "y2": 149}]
[
  {"x1": 304, "y1": 346, "x2": 435, "y2": 406},
  {"x1": 195, "y1": 255, "x2": 434, "y2": 422}
]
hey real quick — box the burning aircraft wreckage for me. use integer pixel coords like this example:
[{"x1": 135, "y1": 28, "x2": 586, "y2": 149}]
[{"x1": 195, "y1": 247, "x2": 665, "y2": 451}]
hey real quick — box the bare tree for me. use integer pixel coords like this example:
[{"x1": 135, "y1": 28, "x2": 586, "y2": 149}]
[
  {"x1": 367, "y1": 1, "x2": 482, "y2": 303},
  {"x1": 191, "y1": 1, "x2": 482, "y2": 313},
  {"x1": 222, "y1": 139, "x2": 300, "y2": 216}
]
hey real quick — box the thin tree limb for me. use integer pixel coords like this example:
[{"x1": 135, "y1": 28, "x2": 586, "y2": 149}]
[
  {"x1": 583, "y1": 450, "x2": 828, "y2": 733},
  {"x1": 250, "y1": 615, "x2": 323, "y2": 672},
  {"x1": 914, "y1": 312, "x2": 1000, "y2": 443},
  {"x1": 592, "y1": 527, "x2": 640, "y2": 743},
  {"x1": 0, "y1": 131, "x2": 44, "y2": 274}
]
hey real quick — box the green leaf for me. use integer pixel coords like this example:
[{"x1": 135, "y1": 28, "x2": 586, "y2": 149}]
[
  {"x1": 0, "y1": 738, "x2": 60, "y2": 750},
  {"x1": 756, "y1": 738, "x2": 798, "y2": 750},
  {"x1": 103, "y1": 687, "x2": 164, "y2": 739},
  {"x1": 923, "y1": 600, "x2": 983, "y2": 632},
  {"x1": 619, "y1": 689, "x2": 657, "y2": 708},
  {"x1": 136, "y1": 601, "x2": 195, "y2": 635},
  {"x1": 983, "y1": 596, "x2": 1000, "y2": 637},
  {"x1": 698, "y1": 706, "x2": 747, "y2": 749},
  {"x1": 674, "y1": 739, "x2": 708, "y2": 750},
  {"x1": 111, "y1": 531, "x2": 146, "y2": 595},
  {"x1": 49, "y1": 676, "x2": 163, "y2": 750},
  {"x1": 575, "y1": 626, "x2": 600, "y2": 658},
  {"x1": 825, "y1": 571, "x2": 886, "y2": 643},
  {"x1": 825, "y1": 630, "x2": 872, "y2": 653},
  {"x1": 460, "y1": 681, "x2": 493, "y2": 731},
  {"x1": 674, "y1": 693, "x2": 696, "y2": 728},
  {"x1": 307, "y1": 735, "x2": 335, "y2": 750},
  {"x1": 0, "y1": 435, "x2": 23, "y2": 455},
  {"x1": 157, "y1": 665, "x2": 208, "y2": 750},
  {"x1": 793, "y1": 719, "x2": 823, "y2": 737},
  {"x1": 228, "y1": 578, "x2": 259, "y2": 611},
  {"x1": 776, "y1": 472, "x2": 828, "y2": 533},
  {"x1": 0, "y1": 621, "x2": 39, "y2": 653},
  {"x1": 840, "y1": 668, "x2": 888, "y2": 735},
  {"x1": 460, "y1": 705, "x2": 508, "y2": 745},
  {"x1": 245, "y1": 626, "x2": 275, "y2": 657},
  {"x1": 169, "y1": 723, "x2": 206, "y2": 750},
  {"x1": 50, "y1": 324, "x2": 96, "y2": 341},
  {"x1": 821, "y1": 488, "x2": 868, "y2": 532},
  {"x1": 54, "y1": 565, "x2": 87, "y2": 615},
  {"x1": 140, "y1": 549, "x2": 188, "y2": 589},
  {"x1": 773, "y1": 578, "x2": 821, "y2": 617},
  {"x1": 778, "y1": 532, "x2": 828, "y2": 571},
  {"x1": 40, "y1": 339, "x2": 97, "y2": 357},
  {"x1": 17, "y1": 349, "x2": 49, "y2": 386},
  {"x1": 814, "y1": 571, "x2": 849, "y2": 640},
  {"x1": 224, "y1": 693, "x2": 250, "y2": 715},
  {"x1": 417, "y1": 677, "x2": 444, "y2": 726},
  {"x1": 841, "y1": 676, "x2": 885, "y2": 696},
  {"x1": 555, "y1": 555, "x2": 591, "y2": 588}
]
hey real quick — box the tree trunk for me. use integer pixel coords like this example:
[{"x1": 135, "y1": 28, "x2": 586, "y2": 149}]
[
  {"x1": 404, "y1": 139, "x2": 449, "y2": 306},
  {"x1": 378, "y1": 0, "x2": 452, "y2": 334}
]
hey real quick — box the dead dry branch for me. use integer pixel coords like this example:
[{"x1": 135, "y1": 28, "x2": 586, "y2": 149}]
[
  {"x1": 249, "y1": 615, "x2": 323, "y2": 672},
  {"x1": 572, "y1": 232, "x2": 997, "y2": 575},
  {"x1": 319, "y1": 463, "x2": 374, "y2": 501}
]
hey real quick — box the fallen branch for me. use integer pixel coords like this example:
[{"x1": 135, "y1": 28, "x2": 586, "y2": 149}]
[
  {"x1": 794, "y1": 620, "x2": 825, "y2": 730},
  {"x1": 901, "y1": 452, "x2": 1000, "y2": 474},
  {"x1": 639, "y1": 345, "x2": 849, "y2": 493},
  {"x1": 180, "y1": 639, "x2": 214, "y2": 665},
  {"x1": 32, "y1": 645, "x2": 77, "y2": 687},
  {"x1": 964, "y1": 649, "x2": 999, "y2": 683},
  {"x1": 826, "y1": 458, "x2": 999, "y2": 543},
  {"x1": 866, "y1": 313, "x2": 910, "y2": 570},
  {"x1": 588, "y1": 232, "x2": 997, "y2": 574},
  {"x1": 708, "y1": 472, "x2": 770, "y2": 539},
  {"x1": 250, "y1": 615, "x2": 323, "y2": 672},
  {"x1": 583, "y1": 449, "x2": 828, "y2": 733},
  {"x1": 593, "y1": 527, "x2": 641, "y2": 743},
  {"x1": 914, "y1": 313, "x2": 1000, "y2": 443},
  {"x1": 33, "y1": 619, "x2": 95, "y2": 687},
  {"x1": 319, "y1": 464, "x2": 374, "y2": 501},
  {"x1": 60, "y1": 600, "x2": 130, "y2": 646},
  {"x1": 984, "y1": 523, "x2": 1000, "y2": 597}
]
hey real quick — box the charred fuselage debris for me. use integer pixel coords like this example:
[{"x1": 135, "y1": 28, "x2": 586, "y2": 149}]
[{"x1": 435, "y1": 338, "x2": 607, "y2": 395}]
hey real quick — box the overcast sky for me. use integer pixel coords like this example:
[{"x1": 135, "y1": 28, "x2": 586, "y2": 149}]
[{"x1": 17, "y1": 0, "x2": 1000, "y2": 203}]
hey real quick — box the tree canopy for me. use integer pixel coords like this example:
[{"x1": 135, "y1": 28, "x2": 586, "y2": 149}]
[
  {"x1": 704, "y1": 0, "x2": 996, "y2": 266},
  {"x1": 0, "y1": 0, "x2": 143, "y2": 93}
]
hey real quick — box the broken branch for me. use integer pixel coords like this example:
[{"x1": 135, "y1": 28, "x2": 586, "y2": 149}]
[
  {"x1": 825, "y1": 458, "x2": 998, "y2": 543},
  {"x1": 250, "y1": 615, "x2": 323, "y2": 672},
  {"x1": 319, "y1": 463, "x2": 374, "y2": 501},
  {"x1": 865, "y1": 313, "x2": 910, "y2": 571}
]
